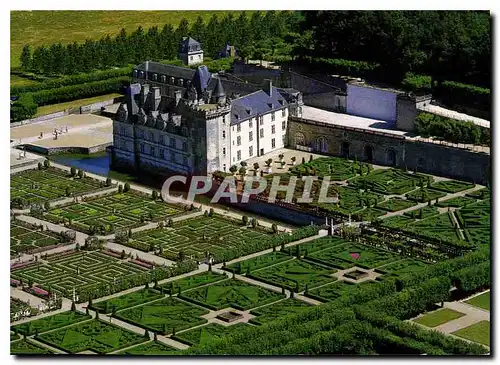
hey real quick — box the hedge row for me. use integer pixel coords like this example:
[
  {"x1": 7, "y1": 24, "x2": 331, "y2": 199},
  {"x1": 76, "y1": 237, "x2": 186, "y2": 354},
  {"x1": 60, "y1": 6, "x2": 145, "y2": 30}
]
[
  {"x1": 415, "y1": 112, "x2": 490, "y2": 145},
  {"x1": 452, "y1": 261, "x2": 490, "y2": 293},
  {"x1": 296, "y1": 56, "x2": 381, "y2": 80},
  {"x1": 435, "y1": 81, "x2": 490, "y2": 113},
  {"x1": 11, "y1": 67, "x2": 132, "y2": 96},
  {"x1": 401, "y1": 73, "x2": 433, "y2": 94}
]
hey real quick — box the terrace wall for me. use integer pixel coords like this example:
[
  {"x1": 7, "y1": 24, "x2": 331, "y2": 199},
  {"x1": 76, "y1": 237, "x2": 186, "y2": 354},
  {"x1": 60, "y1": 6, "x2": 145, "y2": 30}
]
[{"x1": 288, "y1": 117, "x2": 490, "y2": 185}]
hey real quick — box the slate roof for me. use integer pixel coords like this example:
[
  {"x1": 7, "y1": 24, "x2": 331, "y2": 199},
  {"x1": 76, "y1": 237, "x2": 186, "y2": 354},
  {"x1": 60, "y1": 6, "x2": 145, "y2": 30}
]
[
  {"x1": 135, "y1": 61, "x2": 196, "y2": 80},
  {"x1": 230, "y1": 87, "x2": 288, "y2": 125},
  {"x1": 179, "y1": 37, "x2": 202, "y2": 53},
  {"x1": 212, "y1": 78, "x2": 226, "y2": 98},
  {"x1": 191, "y1": 66, "x2": 211, "y2": 95}
]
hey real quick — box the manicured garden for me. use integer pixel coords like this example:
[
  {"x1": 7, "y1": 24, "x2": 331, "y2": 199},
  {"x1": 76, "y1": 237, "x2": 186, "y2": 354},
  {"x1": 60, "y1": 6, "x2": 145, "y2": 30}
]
[
  {"x1": 451, "y1": 320, "x2": 490, "y2": 347},
  {"x1": 349, "y1": 168, "x2": 431, "y2": 195},
  {"x1": 405, "y1": 188, "x2": 447, "y2": 203},
  {"x1": 179, "y1": 278, "x2": 285, "y2": 311},
  {"x1": 430, "y1": 180, "x2": 475, "y2": 193},
  {"x1": 413, "y1": 308, "x2": 465, "y2": 328},
  {"x1": 11, "y1": 167, "x2": 105, "y2": 208},
  {"x1": 116, "y1": 340, "x2": 178, "y2": 355},
  {"x1": 248, "y1": 259, "x2": 337, "y2": 292},
  {"x1": 465, "y1": 291, "x2": 490, "y2": 311},
  {"x1": 376, "y1": 197, "x2": 417, "y2": 212},
  {"x1": 288, "y1": 156, "x2": 364, "y2": 181},
  {"x1": 314, "y1": 186, "x2": 384, "y2": 217},
  {"x1": 172, "y1": 323, "x2": 251, "y2": 346},
  {"x1": 375, "y1": 259, "x2": 428, "y2": 276},
  {"x1": 36, "y1": 319, "x2": 148, "y2": 354},
  {"x1": 90, "y1": 289, "x2": 164, "y2": 314},
  {"x1": 129, "y1": 214, "x2": 275, "y2": 261},
  {"x1": 224, "y1": 252, "x2": 293, "y2": 274},
  {"x1": 11, "y1": 339, "x2": 53, "y2": 355},
  {"x1": 11, "y1": 310, "x2": 92, "y2": 335},
  {"x1": 249, "y1": 298, "x2": 313, "y2": 325},
  {"x1": 435, "y1": 196, "x2": 476, "y2": 208},
  {"x1": 157, "y1": 271, "x2": 227, "y2": 294},
  {"x1": 41, "y1": 191, "x2": 185, "y2": 234},
  {"x1": 305, "y1": 280, "x2": 362, "y2": 302},
  {"x1": 10, "y1": 219, "x2": 70, "y2": 256},
  {"x1": 115, "y1": 297, "x2": 209, "y2": 335}
]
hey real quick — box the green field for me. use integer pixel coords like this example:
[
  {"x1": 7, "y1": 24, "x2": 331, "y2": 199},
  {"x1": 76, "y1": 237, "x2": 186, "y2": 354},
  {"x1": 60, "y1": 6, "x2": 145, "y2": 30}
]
[
  {"x1": 11, "y1": 339, "x2": 53, "y2": 355},
  {"x1": 11, "y1": 310, "x2": 91, "y2": 336},
  {"x1": 115, "y1": 297, "x2": 209, "y2": 335},
  {"x1": 11, "y1": 250, "x2": 148, "y2": 300},
  {"x1": 129, "y1": 214, "x2": 273, "y2": 261},
  {"x1": 413, "y1": 308, "x2": 465, "y2": 328},
  {"x1": 248, "y1": 259, "x2": 337, "y2": 292},
  {"x1": 451, "y1": 321, "x2": 490, "y2": 347},
  {"x1": 172, "y1": 323, "x2": 251, "y2": 346},
  {"x1": 249, "y1": 298, "x2": 313, "y2": 325},
  {"x1": 11, "y1": 10, "x2": 249, "y2": 69},
  {"x1": 116, "y1": 340, "x2": 178, "y2": 355},
  {"x1": 90, "y1": 289, "x2": 164, "y2": 314},
  {"x1": 36, "y1": 319, "x2": 148, "y2": 354},
  {"x1": 43, "y1": 191, "x2": 184, "y2": 234},
  {"x1": 465, "y1": 292, "x2": 490, "y2": 311},
  {"x1": 11, "y1": 167, "x2": 105, "y2": 208},
  {"x1": 35, "y1": 93, "x2": 122, "y2": 117},
  {"x1": 158, "y1": 271, "x2": 227, "y2": 294},
  {"x1": 179, "y1": 278, "x2": 285, "y2": 311}
]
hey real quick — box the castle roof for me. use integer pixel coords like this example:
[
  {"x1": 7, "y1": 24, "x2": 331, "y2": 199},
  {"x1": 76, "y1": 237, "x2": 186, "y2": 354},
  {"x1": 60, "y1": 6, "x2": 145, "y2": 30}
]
[
  {"x1": 135, "y1": 61, "x2": 196, "y2": 80},
  {"x1": 191, "y1": 65, "x2": 211, "y2": 95},
  {"x1": 230, "y1": 87, "x2": 288, "y2": 125},
  {"x1": 212, "y1": 77, "x2": 226, "y2": 98},
  {"x1": 179, "y1": 37, "x2": 202, "y2": 53}
]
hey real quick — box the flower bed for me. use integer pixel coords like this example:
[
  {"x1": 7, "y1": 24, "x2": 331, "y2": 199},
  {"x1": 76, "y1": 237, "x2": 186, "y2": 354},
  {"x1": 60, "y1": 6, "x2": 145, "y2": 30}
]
[
  {"x1": 44, "y1": 248, "x2": 76, "y2": 261},
  {"x1": 102, "y1": 249, "x2": 123, "y2": 259},
  {"x1": 11, "y1": 278, "x2": 21, "y2": 287},
  {"x1": 25, "y1": 286, "x2": 49, "y2": 298},
  {"x1": 129, "y1": 258, "x2": 154, "y2": 269},
  {"x1": 10, "y1": 260, "x2": 36, "y2": 271}
]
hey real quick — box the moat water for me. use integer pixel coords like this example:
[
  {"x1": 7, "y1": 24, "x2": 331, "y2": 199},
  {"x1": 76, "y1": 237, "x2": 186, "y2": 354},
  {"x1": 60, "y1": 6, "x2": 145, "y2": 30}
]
[{"x1": 53, "y1": 153, "x2": 110, "y2": 177}]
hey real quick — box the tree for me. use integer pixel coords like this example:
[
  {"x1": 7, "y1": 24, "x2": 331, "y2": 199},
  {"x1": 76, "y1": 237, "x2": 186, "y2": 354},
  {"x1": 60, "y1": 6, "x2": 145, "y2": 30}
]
[
  {"x1": 302, "y1": 157, "x2": 306, "y2": 164},
  {"x1": 71, "y1": 301, "x2": 76, "y2": 311},
  {"x1": 70, "y1": 166, "x2": 77, "y2": 176},
  {"x1": 152, "y1": 190, "x2": 158, "y2": 200},
  {"x1": 253, "y1": 162, "x2": 260, "y2": 171},
  {"x1": 272, "y1": 224, "x2": 278, "y2": 234},
  {"x1": 242, "y1": 215, "x2": 249, "y2": 225},
  {"x1": 124, "y1": 182, "x2": 130, "y2": 192},
  {"x1": 118, "y1": 184, "x2": 123, "y2": 193},
  {"x1": 44, "y1": 201, "x2": 51, "y2": 211},
  {"x1": 230, "y1": 165, "x2": 238, "y2": 174},
  {"x1": 77, "y1": 169, "x2": 84, "y2": 179},
  {"x1": 38, "y1": 162, "x2": 43, "y2": 170},
  {"x1": 20, "y1": 45, "x2": 32, "y2": 70},
  {"x1": 239, "y1": 167, "x2": 247, "y2": 176},
  {"x1": 105, "y1": 177, "x2": 112, "y2": 186}
]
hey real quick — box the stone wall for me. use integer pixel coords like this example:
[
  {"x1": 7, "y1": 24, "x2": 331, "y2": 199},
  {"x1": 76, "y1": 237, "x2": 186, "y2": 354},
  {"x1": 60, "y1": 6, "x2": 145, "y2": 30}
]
[
  {"x1": 288, "y1": 117, "x2": 490, "y2": 184},
  {"x1": 23, "y1": 142, "x2": 111, "y2": 155}
]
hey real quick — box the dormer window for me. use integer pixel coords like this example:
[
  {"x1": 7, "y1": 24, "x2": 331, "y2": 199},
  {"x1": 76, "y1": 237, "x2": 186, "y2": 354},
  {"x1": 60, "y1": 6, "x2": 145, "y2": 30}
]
[
  {"x1": 153, "y1": 73, "x2": 158, "y2": 81},
  {"x1": 139, "y1": 71, "x2": 145, "y2": 78},
  {"x1": 170, "y1": 77, "x2": 175, "y2": 85},
  {"x1": 177, "y1": 79, "x2": 183, "y2": 86},
  {"x1": 161, "y1": 75, "x2": 166, "y2": 83},
  {"x1": 133, "y1": 70, "x2": 138, "y2": 77},
  {"x1": 268, "y1": 103, "x2": 273, "y2": 109}
]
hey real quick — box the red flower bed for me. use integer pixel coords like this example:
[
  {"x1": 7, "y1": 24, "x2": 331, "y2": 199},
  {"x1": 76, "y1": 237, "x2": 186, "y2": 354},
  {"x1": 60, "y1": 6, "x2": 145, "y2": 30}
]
[
  {"x1": 10, "y1": 279, "x2": 20, "y2": 287},
  {"x1": 129, "y1": 259, "x2": 154, "y2": 269},
  {"x1": 45, "y1": 249, "x2": 76, "y2": 260},
  {"x1": 102, "y1": 249, "x2": 122, "y2": 259},
  {"x1": 25, "y1": 286, "x2": 49, "y2": 298},
  {"x1": 10, "y1": 260, "x2": 36, "y2": 271}
]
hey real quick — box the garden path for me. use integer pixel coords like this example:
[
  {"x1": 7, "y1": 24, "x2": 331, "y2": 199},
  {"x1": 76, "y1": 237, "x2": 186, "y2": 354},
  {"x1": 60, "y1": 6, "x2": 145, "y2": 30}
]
[
  {"x1": 105, "y1": 241, "x2": 175, "y2": 266},
  {"x1": 434, "y1": 301, "x2": 490, "y2": 333}
]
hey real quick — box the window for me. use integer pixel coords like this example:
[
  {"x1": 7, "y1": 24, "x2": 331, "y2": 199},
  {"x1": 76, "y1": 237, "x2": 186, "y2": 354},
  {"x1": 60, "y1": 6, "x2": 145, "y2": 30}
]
[
  {"x1": 249, "y1": 131, "x2": 253, "y2": 142},
  {"x1": 121, "y1": 140, "x2": 126, "y2": 150},
  {"x1": 149, "y1": 132, "x2": 154, "y2": 142},
  {"x1": 282, "y1": 108, "x2": 286, "y2": 117},
  {"x1": 222, "y1": 130, "x2": 226, "y2": 138},
  {"x1": 237, "y1": 150, "x2": 241, "y2": 161},
  {"x1": 182, "y1": 141, "x2": 188, "y2": 151},
  {"x1": 140, "y1": 143, "x2": 145, "y2": 153},
  {"x1": 282, "y1": 135, "x2": 286, "y2": 146},
  {"x1": 171, "y1": 153, "x2": 175, "y2": 162},
  {"x1": 249, "y1": 119, "x2": 253, "y2": 128},
  {"x1": 237, "y1": 124, "x2": 241, "y2": 132},
  {"x1": 259, "y1": 116, "x2": 264, "y2": 125},
  {"x1": 120, "y1": 127, "x2": 125, "y2": 135},
  {"x1": 222, "y1": 115, "x2": 226, "y2": 124},
  {"x1": 237, "y1": 136, "x2": 241, "y2": 146},
  {"x1": 249, "y1": 146, "x2": 253, "y2": 157},
  {"x1": 183, "y1": 156, "x2": 188, "y2": 165},
  {"x1": 150, "y1": 147, "x2": 155, "y2": 156},
  {"x1": 190, "y1": 56, "x2": 193, "y2": 61},
  {"x1": 260, "y1": 129, "x2": 264, "y2": 138},
  {"x1": 223, "y1": 147, "x2": 226, "y2": 155},
  {"x1": 170, "y1": 138, "x2": 176, "y2": 148},
  {"x1": 153, "y1": 73, "x2": 158, "y2": 81},
  {"x1": 271, "y1": 138, "x2": 276, "y2": 148},
  {"x1": 159, "y1": 135, "x2": 164, "y2": 145},
  {"x1": 198, "y1": 55, "x2": 201, "y2": 59},
  {"x1": 282, "y1": 121, "x2": 286, "y2": 131},
  {"x1": 271, "y1": 112, "x2": 275, "y2": 121},
  {"x1": 271, "y1": 125, "x2": 276, "y2": 134},
  {"x1": 139, "y1": 130, "x2": 144, "y2": 138},
  {"x1": 160, "y1": 149, "x2": 165, "y2": 159}
]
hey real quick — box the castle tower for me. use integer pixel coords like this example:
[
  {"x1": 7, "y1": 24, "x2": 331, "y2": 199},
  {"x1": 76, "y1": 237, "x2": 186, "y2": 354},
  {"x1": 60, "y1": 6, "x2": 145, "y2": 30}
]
[
  {"x1": 179, "y1": 37, "x2": 204, "y2": 66},
  {"x1": 211, "y1": 78, "x2": 226, "y2": 105}
]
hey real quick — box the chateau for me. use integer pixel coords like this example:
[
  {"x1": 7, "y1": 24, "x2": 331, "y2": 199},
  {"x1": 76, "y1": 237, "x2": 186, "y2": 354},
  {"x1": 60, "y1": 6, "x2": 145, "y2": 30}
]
[{"x1": 111, "y1": 40, "x2": 303, "y2": 176}]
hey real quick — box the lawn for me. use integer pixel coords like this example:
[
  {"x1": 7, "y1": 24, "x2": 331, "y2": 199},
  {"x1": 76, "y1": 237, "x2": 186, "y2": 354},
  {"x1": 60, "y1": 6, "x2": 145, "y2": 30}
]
[
  {"x1": 284, "y1": 236, "x2": 348, "y2": 257},
  {"x1": 11, "y1": 251, "x2": 149, "y2": 300},
  {"x1": 305, "y1": 280, "x2": 362, "y2": 302},
  {"x1": 455, "y1": 200, "x2": 490, "y2": 229},
  {"x1": 381, "y1": 215, "x2": 415, "y2": 229},
  {"x1": 10, "y1": 167, "x2": 105, "y2": 208},
  {"x1": 11, "y1": 310, "x2": 92, "y2": 336},
  {"x1": 403, "y1": 206, "x2": 439, "y2": 219},
  {"x1": 129, "y1": 214, "x2": 273, "y2": 261},
  {"x1": 36, "y1": 319, "x2": 148, "y2": 354},
  {"x1": 90, "y1": 289, "x2": 164, "y2": 314},
  {"x1": 11, "y1": 10, "x2": 250, "y2": 69},
  {"x1": 413, "y1": 308, "x2": 465, "y2": 328},
  {"x1": 42, "y1": 191, "x2": 185, "y2": 234},
  {"x1": 376, "y1": 197, "x2": 417, "y2": 212},
  {"x1": 451, "y1": 320, "x2": 490, "y2": 347},
  {"x1": 405, "y1": 188, "x2": 447, "y2": 203},
  {"x1": 179, "y1": 278, "x2": 285, "y2": 311},
  {"x1": 35, "y1": 93, "x2": 122, "y2": 117},
  {"x1": 224, "y1": 251, "x2": 293, "y2": 274},
  {"x1": 375, "y1": 259, "x2": 428, "y2": 276},
  {"x1": 11, "y1": 339, "x2": 53, "y2": 355},
  {"x1": 464, "y1": 228, "x2": 491, "y2": 246},
  {"x1": 465, "y1": 292, "x2": 490, "y2": 311},
  {"x1": 158, "y1": 271, "x2": 227, "y2": 294},
  {"x1": 116, "y1": 340, "x2": 178, "y2": 355},
  {"x1": 248, "y1": 259, "x2": 337, "y2": 292},
  {"x1": 115, "y1": 297, "x2": 209, "y2": 335},
  {"x1": 430, "y1": 180, "x2": 475, "y2": 193},
  {"x1": 466, "y1": 188, "x2": 490, "y2": 201},
  {"x1": 172, "y1": 323, "x2": 251, "y2": 346},
  {"x1": 249, "y1": 298, "x2": 313, "y2": 325},
  {"x1": 405, "y1": 212, "x2": 464, "y2": 244}
]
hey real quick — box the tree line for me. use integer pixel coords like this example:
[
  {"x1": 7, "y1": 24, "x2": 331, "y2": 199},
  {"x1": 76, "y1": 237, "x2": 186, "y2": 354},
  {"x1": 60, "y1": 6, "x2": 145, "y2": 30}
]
[{"x1": 19, "y1": 11, "x2": 300, "y2": 76}]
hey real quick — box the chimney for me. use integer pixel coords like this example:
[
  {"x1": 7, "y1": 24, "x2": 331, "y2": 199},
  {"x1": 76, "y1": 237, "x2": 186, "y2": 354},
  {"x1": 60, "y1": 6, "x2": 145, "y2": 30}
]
[
  {"x1": 174, "y1": 90, "x2": 182, "y2": 105},
  {"x1": 145, "y1": 61, "x2": 149, "y2": 80},
  {"x1": 263, "y1": 79, "x2": 272, "y2": 97},
  {"x1": 140, "y1": 84, "x2": 150, "y2": 107},
  {"x1": 151, "y1": 87, "x2": 161, "y2": 110}
]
